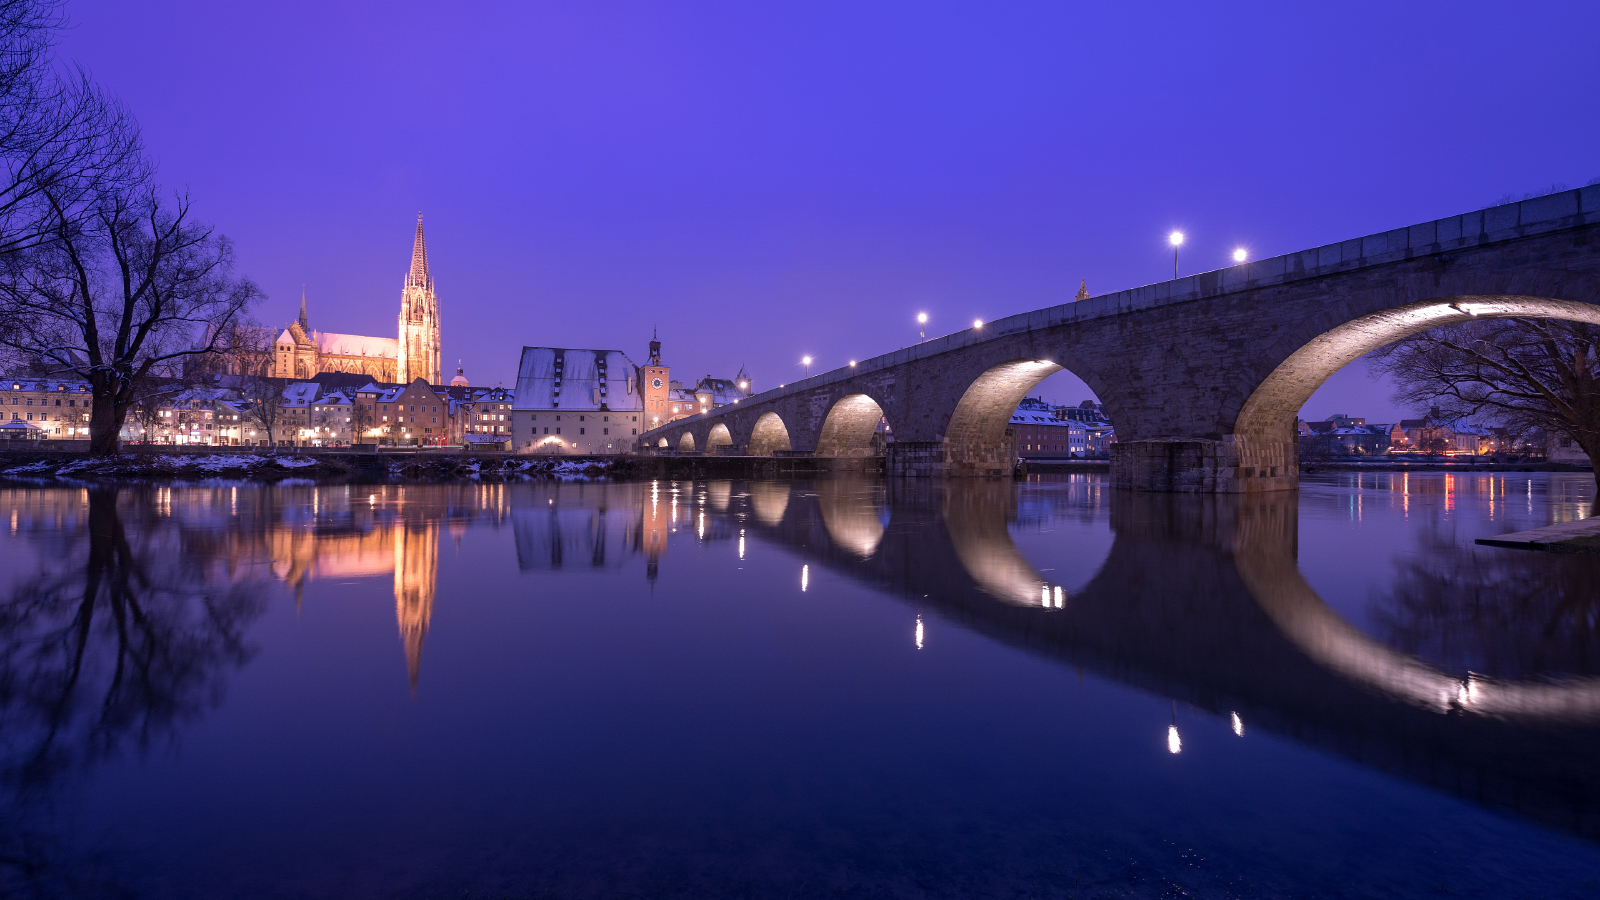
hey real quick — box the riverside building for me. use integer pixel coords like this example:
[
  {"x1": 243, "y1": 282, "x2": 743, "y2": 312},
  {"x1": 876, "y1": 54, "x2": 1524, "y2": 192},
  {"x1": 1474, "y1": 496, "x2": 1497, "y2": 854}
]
[{"x1": 510, "y1": 347, "x2": 645, "y2": 454}]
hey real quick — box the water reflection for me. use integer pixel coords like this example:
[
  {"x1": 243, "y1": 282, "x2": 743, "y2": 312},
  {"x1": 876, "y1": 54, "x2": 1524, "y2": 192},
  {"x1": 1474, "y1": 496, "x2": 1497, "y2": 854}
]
[
  {"x1": 2, "y1": 473, "x2": 1599, "y2": 890},
  {"x1": 261, "y1": 485, "x2": 515, "y2": 688},
  {"x1": 721, "y1": 478, "x2": 1600, "y2": 841},
  {"x1": 0, "y1": 488, "x2": 268, "y2": 889}
]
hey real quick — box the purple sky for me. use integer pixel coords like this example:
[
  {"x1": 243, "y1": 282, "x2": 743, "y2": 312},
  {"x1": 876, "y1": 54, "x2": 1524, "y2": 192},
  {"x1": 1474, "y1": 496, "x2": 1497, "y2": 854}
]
[{"x1": 60, "y1": 1, "x2": 1600, "y2": 423}]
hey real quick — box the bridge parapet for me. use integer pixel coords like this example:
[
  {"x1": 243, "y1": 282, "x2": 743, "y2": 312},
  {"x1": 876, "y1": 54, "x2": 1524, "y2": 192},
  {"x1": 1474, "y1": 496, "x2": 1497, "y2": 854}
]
[{"x1": 638, "y1": 187, "x2": 1600, "y2": 492}]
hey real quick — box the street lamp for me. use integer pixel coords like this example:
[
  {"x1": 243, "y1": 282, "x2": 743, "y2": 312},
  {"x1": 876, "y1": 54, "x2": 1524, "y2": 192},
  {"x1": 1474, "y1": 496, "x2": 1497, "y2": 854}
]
[
  {"x1": 917, "y1": 312, "x2": 928, "y2": 341},
  {"x1": 973, "y1": 318, "x2": 983, "y2": 329},
  {"x1": 1232, "y1": 248, "x2": 1248, "y2": 263},
  {"x1": 801, "y1": 355, "x2": 812, "y2": 377},
  {"x1": 1169, "y1": 231, "x2": 1184, "y2": 279}
]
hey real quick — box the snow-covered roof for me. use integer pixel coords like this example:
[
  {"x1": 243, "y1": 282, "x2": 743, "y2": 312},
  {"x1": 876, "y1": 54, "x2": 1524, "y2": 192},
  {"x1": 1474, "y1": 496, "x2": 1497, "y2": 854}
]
[
  {"x1": 692, "y1": 377, "x2": 750, "y2": 407},
  {"x1": 281, "y1": 382, "x2": 321, "y2": 407},
  {"x1": 511, "y1": 347, "x2": 643, "y2": 412},
  {"x1": 3, "y1": 377, "x2": 90, "y2": 393},
  {"x1": 1009, "y1": 412, "x2": 1077, "y2": 426},
  {"x1": 316, "y1": 332, "x2": 398, "y2": 359}
]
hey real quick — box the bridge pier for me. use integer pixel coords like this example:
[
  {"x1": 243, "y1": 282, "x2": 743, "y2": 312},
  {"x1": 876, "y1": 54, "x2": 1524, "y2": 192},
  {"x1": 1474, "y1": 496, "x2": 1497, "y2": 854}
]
[
  {"x1": 885, "y1": 441, "x2": 945, "y2": 477},
  {"x1": 1110, "y1": 437, "x2": 1297, "y2": 493}
]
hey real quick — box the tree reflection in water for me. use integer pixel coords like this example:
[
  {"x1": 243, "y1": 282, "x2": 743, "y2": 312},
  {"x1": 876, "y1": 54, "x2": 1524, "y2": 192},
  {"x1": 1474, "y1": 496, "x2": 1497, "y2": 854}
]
[
  {"x1": 1369, "y1": 526, "x2": 1600, "y2": 680},
  {"x1": 0, "y1": 487, "x2": 265, "y2": 894}
]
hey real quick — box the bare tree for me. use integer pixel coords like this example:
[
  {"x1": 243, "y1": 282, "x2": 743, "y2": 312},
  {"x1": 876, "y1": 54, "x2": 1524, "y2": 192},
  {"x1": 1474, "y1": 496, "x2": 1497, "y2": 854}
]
[
  {"x1": 0, "y1": 188, "x2": 262, "y2": 454},
  {"x1": 223, "y1": 327, "x2": 283, "y2": 449},
  {"x1": 0, "y1": 1, "x2": 146, "y2": 256},
  {"x1": 123, "y1": 370, "x2": 178, "y2": 444},
  {"x1": 351, "y1": 393, "x2": 375, "y2": 446},
  {"x1": 1370, "y1": 318, "x2": 1600, "y2": 485}
]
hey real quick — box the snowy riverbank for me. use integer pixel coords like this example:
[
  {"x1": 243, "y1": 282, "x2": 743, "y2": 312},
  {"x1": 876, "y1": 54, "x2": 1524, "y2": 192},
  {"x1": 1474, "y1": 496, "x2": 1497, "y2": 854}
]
[{"x1": 0, "y1": 450, "x2": 627, "y2": 483}]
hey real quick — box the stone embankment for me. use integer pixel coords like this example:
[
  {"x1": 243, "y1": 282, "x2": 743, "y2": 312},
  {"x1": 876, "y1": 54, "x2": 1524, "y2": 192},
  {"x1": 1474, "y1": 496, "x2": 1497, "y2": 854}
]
[{"x1": 0, "y1": 450, "x2": 634, "y2": 483}]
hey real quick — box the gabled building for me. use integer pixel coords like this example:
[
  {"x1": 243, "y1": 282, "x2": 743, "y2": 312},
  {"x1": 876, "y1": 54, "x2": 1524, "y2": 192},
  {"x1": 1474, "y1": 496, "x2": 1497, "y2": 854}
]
[
  {"x1": 379, "y1": 379, "x2": 452, "y2": 446},
  {"x1": 509, "y1": 347, "x2": 645, "y2": 455},
  {"x1": 691, "y1": 370, "x2": 752, "y2": 412},
  {"x1": 456, "y1": 384, "x2": 516, "y2": 448},
  {"x1": 1010, "y1": 410, "x2": 1088, "y2": 458}
]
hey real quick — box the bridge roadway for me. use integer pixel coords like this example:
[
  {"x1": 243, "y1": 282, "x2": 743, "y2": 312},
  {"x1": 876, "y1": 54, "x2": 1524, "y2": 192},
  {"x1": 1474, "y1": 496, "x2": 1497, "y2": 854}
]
[
  {"x1": 678, "y1": 477, "x2": 1600, "y2": 842},
  {"x1": 641, "y1": 187, "x2": 1600, "y2": 491}
]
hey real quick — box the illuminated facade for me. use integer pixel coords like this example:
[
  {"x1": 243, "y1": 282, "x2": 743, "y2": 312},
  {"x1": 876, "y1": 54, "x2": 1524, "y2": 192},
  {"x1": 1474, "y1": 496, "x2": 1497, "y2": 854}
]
[
  {"x1": 269, "y1": 215, "x2": 443, "y2": 384},
  {"x1": 273, "y1": 294, "x2": 399, "y2": 382},
  {"x1": 397, "y1": 214, "x2": 441, "y2": 385},
  {"x1": 509, "y1": 347, "x2": 645, "y2": 454},
  {"x1": 642, "y1": 334, "x2": 671, "y2": 430},
  {"x1": 0, "y1": 378, "x2": 92, "y2": 438}
]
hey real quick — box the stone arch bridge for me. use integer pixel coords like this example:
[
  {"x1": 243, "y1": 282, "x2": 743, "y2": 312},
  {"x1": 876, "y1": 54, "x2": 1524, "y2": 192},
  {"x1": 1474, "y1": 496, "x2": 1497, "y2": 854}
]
[{"x1": 641, "y1": 187, "x2": 1600, "y2": 491}]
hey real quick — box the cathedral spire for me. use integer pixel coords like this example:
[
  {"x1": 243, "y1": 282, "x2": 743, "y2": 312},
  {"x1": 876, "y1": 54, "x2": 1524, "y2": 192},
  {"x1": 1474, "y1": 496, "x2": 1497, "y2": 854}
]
[
  {"x1": 397, "y1": 212, "x2": 441, "y2": 384},
  {"x1": 297, "y1": 285, "x2": 309, "y2": 330},
  {"x1": 408, "y1": 212, "x2": 429, "y2": 286}
]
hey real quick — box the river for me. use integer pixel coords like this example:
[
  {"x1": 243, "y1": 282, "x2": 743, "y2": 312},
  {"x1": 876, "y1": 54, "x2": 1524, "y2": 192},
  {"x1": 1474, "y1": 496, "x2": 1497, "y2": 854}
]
[{"x1": 1, "y1": 472, "x2": 1597, "y2": 898}]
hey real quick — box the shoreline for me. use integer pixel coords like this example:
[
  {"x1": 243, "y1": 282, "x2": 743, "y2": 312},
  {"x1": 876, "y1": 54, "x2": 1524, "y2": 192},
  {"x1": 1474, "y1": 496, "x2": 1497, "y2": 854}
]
[
  {"x1": 0, "y1": 449, "x2": 1588, "y2": 485},
  {"x1": 0, "y1": 449, "x2": 637, "y2": 483}
]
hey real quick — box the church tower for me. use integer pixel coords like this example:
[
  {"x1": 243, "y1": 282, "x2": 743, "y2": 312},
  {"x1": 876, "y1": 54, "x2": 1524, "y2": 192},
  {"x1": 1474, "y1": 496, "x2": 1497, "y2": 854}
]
[
  {"x1": 642, "y1": 328, "x2": 671, "y2": 429},
  {"x1": 397, "y1": 213, "x2": 441, "y2": 384}
]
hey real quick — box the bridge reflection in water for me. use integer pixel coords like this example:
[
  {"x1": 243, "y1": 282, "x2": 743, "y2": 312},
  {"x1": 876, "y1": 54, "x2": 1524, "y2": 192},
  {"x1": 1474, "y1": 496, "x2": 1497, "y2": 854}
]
[
  {"x1": 4, "y1": 478, "x2": 1597, "y2": 851},
  {"x1": 661, "y1": 476, "x2": 1600, "y2": 842}
]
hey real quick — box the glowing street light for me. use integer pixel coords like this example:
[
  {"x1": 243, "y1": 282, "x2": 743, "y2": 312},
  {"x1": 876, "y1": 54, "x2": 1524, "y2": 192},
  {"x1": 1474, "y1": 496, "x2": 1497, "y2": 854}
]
[
  {"x1": 1169, "y1": 231, "x2": 1184, "y2": 279},
  {"x1": 973, "y1": 318, "x2": 984, "y2": 329},
  {"x1": 848, "y1": 360, "x2": 857, "y2": 368},
  {"x1": 801, "y1": 355, "x2": 812, "y2": 377},
  {"x1": 1232, "y1": 247, "x2": 1248, "y2": 263},
  {"x1": 917, "y1": 312, "x2": 928, "y2": 341}
]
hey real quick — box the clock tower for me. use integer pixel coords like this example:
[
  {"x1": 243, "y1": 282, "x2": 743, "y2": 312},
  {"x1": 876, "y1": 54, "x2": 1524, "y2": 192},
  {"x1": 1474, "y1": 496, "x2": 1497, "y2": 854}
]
[{"x1": 643, "y1": 329, "x2": 670, "y2": 429}]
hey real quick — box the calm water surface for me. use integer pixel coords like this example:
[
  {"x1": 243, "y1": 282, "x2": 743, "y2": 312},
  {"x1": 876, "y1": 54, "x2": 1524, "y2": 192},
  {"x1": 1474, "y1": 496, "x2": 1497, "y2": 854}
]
[{"x1": 2, "y1": 472, "x2": 1599, "y2": 899}]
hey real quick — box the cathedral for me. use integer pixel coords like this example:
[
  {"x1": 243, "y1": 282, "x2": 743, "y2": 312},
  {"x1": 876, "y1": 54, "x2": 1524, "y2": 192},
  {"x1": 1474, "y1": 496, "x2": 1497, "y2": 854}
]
[{"x1": 272, "y1": 214, "x2": 442, "y2": 383}]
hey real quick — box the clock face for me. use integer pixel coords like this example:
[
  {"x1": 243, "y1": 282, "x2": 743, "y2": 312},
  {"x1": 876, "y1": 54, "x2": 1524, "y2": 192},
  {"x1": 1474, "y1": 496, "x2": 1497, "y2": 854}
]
[{"x1": 651, "y1": 378, "x2": 663, "y2": 389}]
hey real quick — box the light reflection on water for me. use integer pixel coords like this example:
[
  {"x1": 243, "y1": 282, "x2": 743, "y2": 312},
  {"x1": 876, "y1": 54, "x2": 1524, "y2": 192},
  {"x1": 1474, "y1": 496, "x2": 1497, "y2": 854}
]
[{"x1": 1, "y1": 474, "x2": 1599, "y2": 899}]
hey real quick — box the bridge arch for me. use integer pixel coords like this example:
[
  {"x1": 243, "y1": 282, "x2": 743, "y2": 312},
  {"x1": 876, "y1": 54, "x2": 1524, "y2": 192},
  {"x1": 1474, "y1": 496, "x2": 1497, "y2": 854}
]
[
  {"x1": 1235, "y1": 296, "x2": 1600, "y2": 442},
  {"x1": 657, "y1": 436, "x2": 669, "y2": 448},
  {"x1": 677, "y1": 431, "x2": 696, "y2": 452},
  {"x1": 747, "y1": 411, "x2": 792, "y2": 456},
  {"x1": 706, "y1": 423, "x2": 733, "y2": 453},
  {"x1": 816, "y1": 393, "x2": 889, "y2": 458},
  {"x1": 943, "y1": 359, "x2": 1065, "y2": 476}
]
